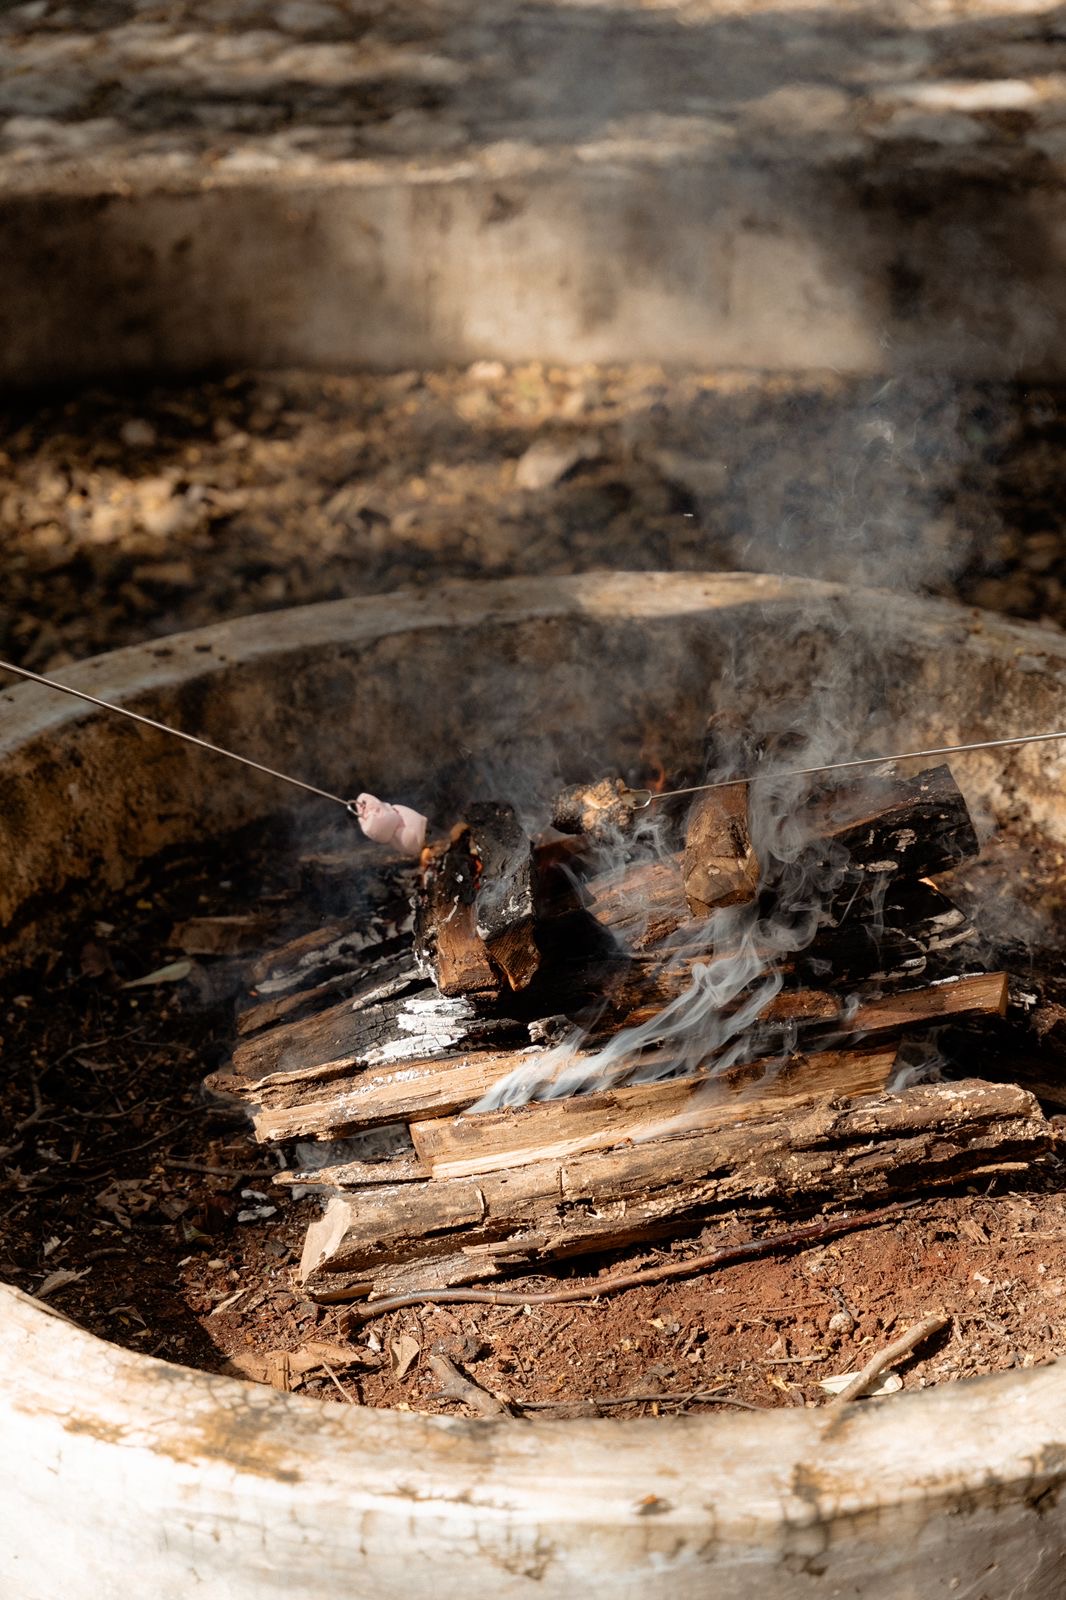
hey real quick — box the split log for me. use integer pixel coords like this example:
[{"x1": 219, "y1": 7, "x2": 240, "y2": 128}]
[
  {"x1": 406, "y1": 975, "x2": 1006, "y2": 1180},
  {"x1": 299, "y1": 1080, "x2": 1054, "y2": 1300},
  {"x1": 416, "y1": 824, "x2": 501, "y2": 999},
  {"x1": 813, "y1": 764, "x2": 979, "y2": 884},
  {"x1": 250, "y1": 1048, "x2": 538, "y2": 1143},
  {"x1": 235, "y1": 955, "x2": 419, "y2": 1038},
  {"x1": 275, "y1": 1152, "x2": 427, "y2": 1189},
  {"x1": 682, "y1": 781, "x2": 760, "y2": 914},
  {"x1": 795, "y1": 880, "x2": 979, "y2": 985},
  {"x1": 228, "y1": 970, "x2": 1007, "y2": 1142},
  {"x1": 934, "y1": 976, "x2": 1066, "y2": 1111},
  {"x1": 609, "y1": 969, "x2": 1007, "y2": 1045},
  {"x1": 243, "y1": 914, "x2": 412, "y2": 1002},
  {"x1": 219, "y1": 972, "x2": 526, "y2": 1103},
  {"x1": 588, "y1": 766, "x2": 978, "y2": 956},
  {"x1": 465, "y1": 803, "x2": 540, "y2": 991},
  {"x1": 409, "y1": 1044, "x2": 900, "y2": 1180}
]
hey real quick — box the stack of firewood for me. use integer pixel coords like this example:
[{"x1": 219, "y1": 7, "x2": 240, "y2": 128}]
[{"x1": 208, "y1": 763, "x2": 1061, "y2": 1305}]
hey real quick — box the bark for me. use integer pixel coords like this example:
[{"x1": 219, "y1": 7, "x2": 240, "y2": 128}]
[
  {"x1": 299, "y1": 1080, "x2": 1054, "y2": 1300},
  {"x1": 682, "y1": 781, "x2": 760, "y2": 914}
]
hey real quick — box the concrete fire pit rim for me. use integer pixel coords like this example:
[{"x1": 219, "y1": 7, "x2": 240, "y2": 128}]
[
  {"x1": 4, "y1": 1279, "x2": 1065, "y2": 1519},
  {"x1": 3, "y1": 568, "x2": 1064, "y2": 757},
  {"x1": 4, "y1": 570, "x2": 1066, "y2": 1593}
]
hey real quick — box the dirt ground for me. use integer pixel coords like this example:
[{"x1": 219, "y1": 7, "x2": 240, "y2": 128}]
[{"x1": 3, "y1": 364, "x2": 1065, "y2": 673}]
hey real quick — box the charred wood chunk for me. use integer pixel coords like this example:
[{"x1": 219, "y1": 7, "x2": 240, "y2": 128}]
[
  {"x1": 465, "y1": 802, "x2": 541, "y2": 992},
  {"x1": 812, "y1": 763, "x2": 979, "y2": 887},
  {"x1": 551, "y1": 777, "x2": 636, "y2": 843},
  {"x1": 801, "y1": 880, "x2": 979, "y2": 985},
  {"x1": 415, "y1": 823, "x2": 500, "y2": 1000},
  {"x1": 682, "y1": 781, "x2": 760, "y2": 914}
]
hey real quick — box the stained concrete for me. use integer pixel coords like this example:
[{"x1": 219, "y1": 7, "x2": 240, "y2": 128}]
[{"x1": 4, "y1": 1, "x2": 1066, "y2": 380}]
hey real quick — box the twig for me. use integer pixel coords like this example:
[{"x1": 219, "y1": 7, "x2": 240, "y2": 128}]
[
  {"x1": 427, "y1": 1347, "x2": 512, "y2": 1417},
  {"x1": 321, "y1": 1362, "x2": 357, "y2": 1405},
  {"x1": 760, "y1": 1352, "x2": 829, "y2": 1365},
  {"x1": 520, "y1": 1389, "x2": 769, "y2": 1413},
  {"x1": 164, "y1": 1159, "x2": 276, "y2": 1179},
  {"x1": 345, "y1": 1202, "x2": 916, "y2": 1323},
  {"x1": 829, "y1": 1313, "x2": 949, "y2": 1406}
]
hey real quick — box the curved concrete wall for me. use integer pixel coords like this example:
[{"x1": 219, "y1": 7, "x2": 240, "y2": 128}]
[
  {"x1": 3, "y1": 574, "x2": 1066, "y2": 1598},
  {"x1": 2, "y1": 1, "x2": 1065, "y2": 384}
]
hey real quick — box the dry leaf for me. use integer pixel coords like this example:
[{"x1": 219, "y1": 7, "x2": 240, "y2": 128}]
[
  {"x1": 818, "y1": 1372, "x2": 903, "y2": 1398},
  {"x1": 122, "y1": 959, "x2": 193, "y2": 989},
  {"x1": 389, "y1": 1333, "x2": 421, "y2": 1380},
  {"x1": 226, "y1": 1340, "x2": 368, "y2": 1392},
  {"x1": 36, "y1": 1267, "x2": 90, "y2": 1299},
  {"x1": 168, "y1": 915, "x2": 276, "y2": 956}
]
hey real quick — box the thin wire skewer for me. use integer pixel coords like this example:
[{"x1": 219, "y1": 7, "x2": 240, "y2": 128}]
[
  {"x1": 8, "y1": 653, "x2": 1066, "y2": 820},
  {"x1": 0, "y1": 656, "x2": 357, "y2": 814},
  {"x1": 628, "y1": 727, "x2": 1066, "y2": 809}
]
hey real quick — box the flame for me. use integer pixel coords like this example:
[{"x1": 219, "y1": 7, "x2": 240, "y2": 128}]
[{"x1": 642, "y1": 757, "x2": 668, "y2": 795}]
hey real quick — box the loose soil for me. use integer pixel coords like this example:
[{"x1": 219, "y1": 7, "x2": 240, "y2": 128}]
[
  {"x1": 2, "y1": 812, "x2": 1065, "y2": 1418},
  {"x1": 3, "y1": 364, "x2": 1066, "y2": 673}
]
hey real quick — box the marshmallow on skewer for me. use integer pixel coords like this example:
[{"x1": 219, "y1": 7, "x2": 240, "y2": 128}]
[{"x1": 354, "y1": 793, "x2": 427, "y2": 855}]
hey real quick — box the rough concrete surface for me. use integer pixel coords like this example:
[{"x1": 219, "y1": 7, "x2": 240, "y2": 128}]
[{"x1": 6, "y1": 1, "x2": 1066, "y2": 377}]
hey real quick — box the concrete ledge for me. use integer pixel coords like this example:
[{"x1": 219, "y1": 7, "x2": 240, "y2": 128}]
[{"x1": 4, "y1": 1, "x2": 1066, "y2": 381}]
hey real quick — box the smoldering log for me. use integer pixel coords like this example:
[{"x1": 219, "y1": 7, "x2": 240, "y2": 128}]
[
  {"x1": 236, "y1": 952, "x2": 422, "y2": 1039},
  {"x1": 813, "y1": 763, "x2": 979, "y2": 884},
  {"x1": 221, "y1": 963, "x2": 1007, "y2": 1143},
  {"x1": 682, "y1": 780, "x2": 760, "y2": 914},
  {"x1": 932, "y1": 975, "x2": 1066, "y2": 1111},
  {"x1": 416, "y1": 824, "x2": 501, "y2": 999},
  {"x1": 299, "y1": 1080, "x2": 1054, "y2": 1301},
  {"x1": 606, "y1": 969, "x2": 1008, "y2": 1047},
  {"x1": 466, "y1": 802, "x2": 541, "y2": 991},
  {"x1": 416, "y1": 803, "x2": 562, "y2": 998},
  {"x1": 589, "y1": 765, "x2": 980, "y2": 960}
]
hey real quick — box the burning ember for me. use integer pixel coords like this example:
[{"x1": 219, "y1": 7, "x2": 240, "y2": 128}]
[{"x1": 211, "y1": 742, "x2": 1060, "y2": 1313}]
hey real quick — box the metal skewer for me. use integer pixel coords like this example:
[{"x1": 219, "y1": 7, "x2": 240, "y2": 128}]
[
  {"x1": 626, "y1": 727, "x2": 1066, "y2": 810},
  {"x1": 7, "y1": 653, "x2": 1066, "y2": 822},
  {"x1": 0, "y1": 657, "x2": 358, "y2": 815}
]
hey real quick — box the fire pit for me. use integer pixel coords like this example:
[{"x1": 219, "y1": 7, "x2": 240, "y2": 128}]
[{"x1": 3, "y1": 571, "x2": 1066, "y2": 1598}]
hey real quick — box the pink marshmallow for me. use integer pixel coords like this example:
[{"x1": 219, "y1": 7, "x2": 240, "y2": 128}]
[
  {"x1": 355, "y1": 793, "x2": 427, "y2": 855},
  {"x1": 390, "y1": 804, "x2": 427, "y2": 854}
]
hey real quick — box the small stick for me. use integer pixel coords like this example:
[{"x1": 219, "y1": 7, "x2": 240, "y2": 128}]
[
  {"x1": 829, "y1": 1313, "x2": 949, "y2": 1406},
  {"x1": 426, "y1": 1347, "x2": 512, "y2": 1417},
  {"x1": 520, "y1": 1389, "x2": 768, "y2": 1413},
  {"x1": 345, "y1": 1202, "x2": 915, "y2": 1323},
  {"x1": 321, "y1": 1362, "x2": 357, "y2": 1405},
  {"x1": 163, "y1": 1159, "x2": 277, "y2": 1179}
]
